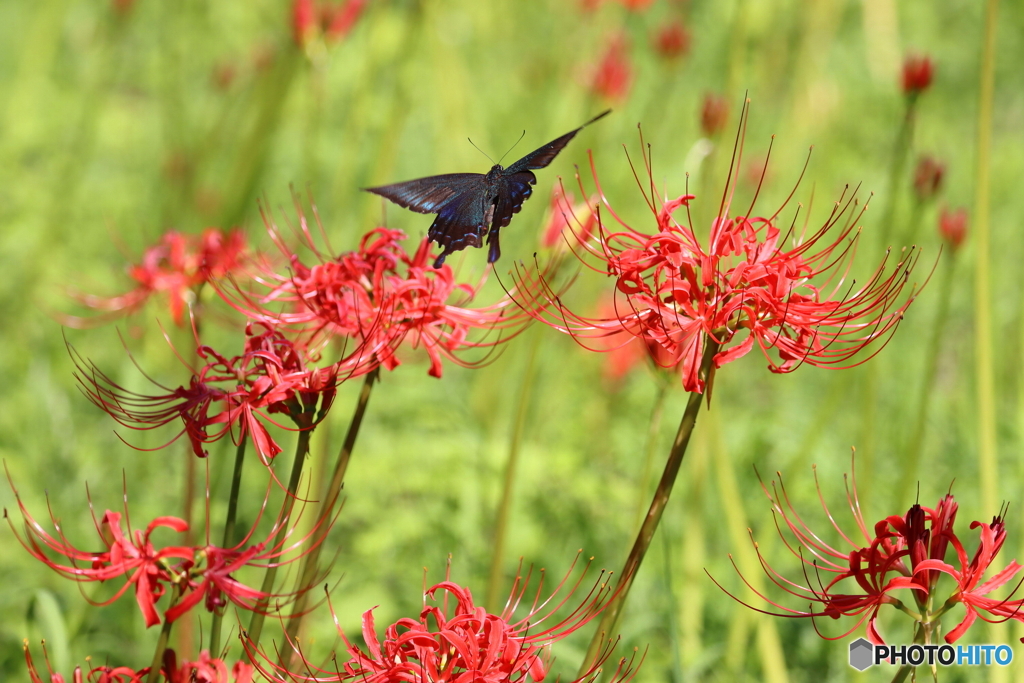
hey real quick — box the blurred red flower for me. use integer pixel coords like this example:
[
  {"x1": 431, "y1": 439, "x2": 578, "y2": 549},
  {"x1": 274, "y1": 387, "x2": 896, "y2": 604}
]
[
  {"x1": 700, "y1": 93, "x2": 730, "y2": 137},
  {"x1": 68, "y1": 228, "x2": 248, "y2": 328},
  {"x1": 293, "y1": 0, "x2": 366, "y2": 47},
  {"x1": 591, "y1": 35, "x2": 633, "y2": 103},
  {"x1": 938, "y1": 206, "x2": 967, "y2": 252},
  {"x1": 902, "y1": 54, "x2": 934, "y2": 96},
  {"x1": 653, "y1": 21, "x2": 690, "y2": 60},
  {"x1": 912, "y1": 155, "x2": 945, "y2": 201}
]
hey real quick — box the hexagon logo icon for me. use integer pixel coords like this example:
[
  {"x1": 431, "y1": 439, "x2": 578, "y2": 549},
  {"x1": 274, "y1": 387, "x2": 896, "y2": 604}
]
[{"x1": 849, "y1": 638, "x2": 874, "y2": 671}]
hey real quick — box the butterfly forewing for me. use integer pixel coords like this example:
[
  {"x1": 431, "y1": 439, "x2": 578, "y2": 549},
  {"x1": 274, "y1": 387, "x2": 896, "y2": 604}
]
[
  {"x1": 365, "y1": 173, "x2": 484, "y2": 214},
  {"x1": 504, "y1": 110, "x2": 610, "y2": 174}
]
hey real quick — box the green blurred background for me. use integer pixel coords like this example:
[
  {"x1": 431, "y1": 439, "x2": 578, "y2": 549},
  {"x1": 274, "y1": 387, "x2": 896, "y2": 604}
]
[{"x1": 1, "y1": 0, "x2": 1023, "y2": 681}]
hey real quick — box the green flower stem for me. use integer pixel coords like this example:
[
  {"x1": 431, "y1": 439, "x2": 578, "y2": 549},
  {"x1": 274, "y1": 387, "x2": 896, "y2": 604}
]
[
  {"x1": 246, "y1": 419, "x2": 314, "y2": 649},
  {"x1": 974, "y1": 0, "x2": 1000, "y2": 524},
  {"x1": 578, "y1": 338, "x2": 721, "y2": 675},
  {"x1": 280, "y1": 367, "x2": 380, "y2": 661},
  {"x1": 898, "y1": 254, "x2": 957, "y2": 496},
  {"x1": 633, "y1": 381, "x2": 670, "y2": 533},
  {"x1": 485, "y1": 332, "x2": 541, "y2": 612},
  {"x1": 208, "y1": 435, "x2": 249, "y2": 656},
  {"x1": 145, "y1": 586, "x2": 180, "y2": 683}
]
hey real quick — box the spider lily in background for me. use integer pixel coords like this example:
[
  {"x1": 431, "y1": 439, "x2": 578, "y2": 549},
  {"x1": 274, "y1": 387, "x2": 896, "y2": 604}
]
[
  {"x1": 65, "y1": 228, "x2": 249, "y2": 328},
  {"x1": 713, "y1": 458, "x2": 1024, "y2": 651},
  {"x1": 244, "y1": 556, "x2": 644, "y2": 683}
]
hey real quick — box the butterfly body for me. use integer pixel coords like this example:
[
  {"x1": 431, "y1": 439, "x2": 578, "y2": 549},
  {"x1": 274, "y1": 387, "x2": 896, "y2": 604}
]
[{"x1": 365, "y1": 110, "x2": 609, "y2": 268}]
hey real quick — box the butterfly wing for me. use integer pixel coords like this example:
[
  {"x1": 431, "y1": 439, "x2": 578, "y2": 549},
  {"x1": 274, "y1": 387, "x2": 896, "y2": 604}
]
[
  {"x1": 428, "y1": 188, "x2": 495, "y2": 267},
  {"x1": 486, "y1": 171, "x2": 537, "y2": 263},
  {"x1": 364, "y1": 173, "x2": 484, "y2": 214},
  {"x1": 504, "y1": 109, "x2": 610, "y2": 174}
]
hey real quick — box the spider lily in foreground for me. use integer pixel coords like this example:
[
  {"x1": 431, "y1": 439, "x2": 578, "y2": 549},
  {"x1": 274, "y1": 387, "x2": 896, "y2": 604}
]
[
  {"x1": 25, "y1": 644, "x2": 254, "y2": 683},
  {"x1": 5, "y1": 471, "x2": 330, "y2": 628},
  {"x1": 512, "y1": 110, "x2": 924, "y2": 394},
  {"x1": 244, "y1": 557, "x2": 643, "y2": 683},
  {"x1": 713, "y1": 459, "x2": 1024, "y2": 647},
  {"x1": 218, "y1": 205, "x2": 538, "y2": 378}
]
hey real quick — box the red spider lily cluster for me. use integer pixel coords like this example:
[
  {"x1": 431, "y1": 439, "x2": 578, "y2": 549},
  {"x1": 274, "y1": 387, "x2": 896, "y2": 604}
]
[
  {"x1": 652, "y1": 21, "x2": 690, "y2": 61},
  {"x1": 246, "y1": 561, "x2": 642, "y2": 683},
  {"x1": 73, "y1": 322, "x2": 343, "y2": 463},
  {"x1": 715, "y1": 462, "x2": 1024, "y2": 644},
  {"x1": 219, "y1": 206, "x2": 532, "y2": 378},
  {"x1": 514, "y1": 123, "x2": 922, "y2": 393},
  {"x1": 5, "y1": 474, "x2": 327, "y2": 629},
  {"x1": 68, "y1": 228, "x2": 249, "y2": 328},
  {"x1": 25, "y1": 645, "x2": 254, "y2": 683}
]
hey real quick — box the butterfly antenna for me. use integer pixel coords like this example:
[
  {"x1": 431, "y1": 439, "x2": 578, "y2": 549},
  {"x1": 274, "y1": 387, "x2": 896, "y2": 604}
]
[
  {"x1": 468, "y1": 137, "x2": 496, "y2": 165},
  {"x1": 498, "y1": 130, "x2": 527, "y2": 166}
]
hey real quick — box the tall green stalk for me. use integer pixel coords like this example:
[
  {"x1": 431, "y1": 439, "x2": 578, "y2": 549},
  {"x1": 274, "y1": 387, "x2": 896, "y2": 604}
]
[
  {"x1": 246, "y1": 423, "x2": 314, "y2": 649},
  {"x1": 898, "y1": 255, "x2": 957, "y2": 497},
  {"x1": 485, "y1": 332, "x2": 541, "y2": 612},
  {"x1": 281, "y1": 367, "x2": 379, "y2": 659},
  {"x1": 208, "y1": 435, "x2": 249, "y2": 656},
  {"x1": 974, "y1": 0, "x2": 999, "y2": 511},
  {"x1": 578, "y1": 338, "x2": 720, "y2": 675}
]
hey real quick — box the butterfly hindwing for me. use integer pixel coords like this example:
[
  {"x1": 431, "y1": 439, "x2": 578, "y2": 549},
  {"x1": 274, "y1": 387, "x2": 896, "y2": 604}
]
[
  {"x1": 365, "y1": 173, "x2": 484, "y2": 214},
  {"x1": 428, "y1": 189, "x2": 495, "y2": 267},
  {"x1": 486, "y1": 171, "x2": 537, "y2": 263}
]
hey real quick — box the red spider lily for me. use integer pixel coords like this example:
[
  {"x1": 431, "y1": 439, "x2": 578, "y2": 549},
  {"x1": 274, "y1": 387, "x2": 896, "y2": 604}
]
[
  {"x1": 710, "y1": 463, "x2": 927, "y2": 643},
  {"x1": 912, "y1": 155, "x2": 945, "y2": 201},
  {"x1": 938, "y1": 206, "x2": 968, "y2": 252},
  {"x1": 590, "y1": 35, "x2": 632, "y2": 104},
  {"x1": 6, "y1": 473, "x2": 328, "y2": 628},
  {"x1": 714, "y1": 460, "x2": 1024, "y2": 645},
  {"x1": 219, "y1": 204, "x2": 534, "y2": 378},
  {"x1": 244, "y1": 558, "x2": 643, "y2": 683},
  {"x1": 540, "y1": 183, "x2": 597, "y2": 252},
  {"x1": 700, "y1": 93, "x2": 730, "y2": 137},
  {"x1": 912, "y1": 509, "x2": 1024, "y2": 642},
  {"x1": 902, "y1": 54, "x2": 934, "y2": 96},
  {"x1": 67, "y1": 229, "x2": 248, "y2": 328},
  {"x1": 73, "y1": 322, "x2": 346, "y2": 462},
  {"x1": 653, "y1": 21, "x2": 690, "y2": 60},
  {"x1": 293, "y1": 0, "x2": 366, "y2": 47},
  {"x1": 513, "y1": 111, "x2": 923, "y2": 393},
  {"x1": 25, "y1": 644, "x2": 254, "y2": 683}
]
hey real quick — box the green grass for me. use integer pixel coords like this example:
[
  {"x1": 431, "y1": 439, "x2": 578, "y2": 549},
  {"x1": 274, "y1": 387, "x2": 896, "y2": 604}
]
[{"x1": 2, "y1": 0, "x2": 1024, "y2": 681}]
